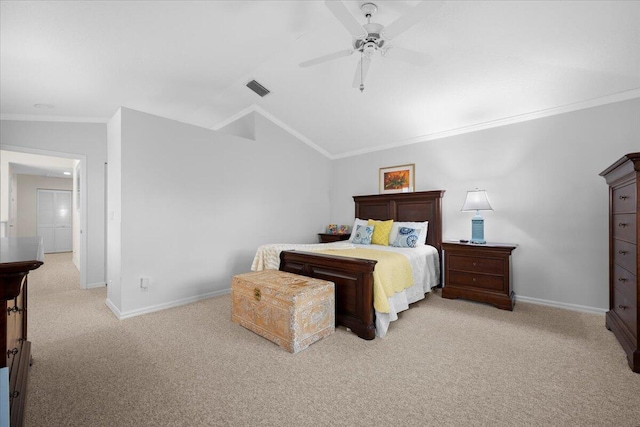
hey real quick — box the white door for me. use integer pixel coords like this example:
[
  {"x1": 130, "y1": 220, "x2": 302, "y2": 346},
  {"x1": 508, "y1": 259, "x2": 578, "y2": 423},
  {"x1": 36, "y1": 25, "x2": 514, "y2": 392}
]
[{"x1": 37, "y1": 189, "x2": 73, "y2": 253}]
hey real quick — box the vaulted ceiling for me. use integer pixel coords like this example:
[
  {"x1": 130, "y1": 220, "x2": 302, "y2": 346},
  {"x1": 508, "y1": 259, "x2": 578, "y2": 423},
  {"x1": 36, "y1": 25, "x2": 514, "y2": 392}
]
[{"x1": 1, "y1": 1, "x2": 639, "y2": 158}]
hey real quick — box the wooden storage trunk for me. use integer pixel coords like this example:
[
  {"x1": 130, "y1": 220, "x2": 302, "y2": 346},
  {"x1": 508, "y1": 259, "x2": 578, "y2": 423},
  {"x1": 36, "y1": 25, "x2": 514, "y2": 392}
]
[{"x1": 231, "y1": 270, "x2": 335, "y2": 353}]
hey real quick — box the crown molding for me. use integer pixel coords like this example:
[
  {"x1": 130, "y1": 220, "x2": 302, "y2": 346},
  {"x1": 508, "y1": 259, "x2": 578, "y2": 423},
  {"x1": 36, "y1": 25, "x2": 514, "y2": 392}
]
[
  {"x1": 4, "y1": 88, "x2": 638, "y2": 160},
  {"x1": 333, "y1": 89, "x2": 640, "y2": 159},
  {"x1": 0, "y1": 113, "x2": 109, "y2": 123},
  {"x1": 212, "y1": 104, "x2": 333, "y2": 159},
  {"x1": 210, "y1": 105, "x2": 256, "y2": 132}
]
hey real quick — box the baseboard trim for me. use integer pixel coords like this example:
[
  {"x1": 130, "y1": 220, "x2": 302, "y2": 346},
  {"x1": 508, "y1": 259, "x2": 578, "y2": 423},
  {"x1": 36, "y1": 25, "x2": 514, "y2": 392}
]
[
  {"x1": 110, "y1": 288, "x2": 231, "y2": 320},
  {"x1": 104, "y1": 298, "x2": 121, "y2": 318},
  {"x1": 86, "y1": 282, "x2": 106, "y2": 289},
  {"x1": 515, "y1": 295, "x2": 607, "y2": 315}
]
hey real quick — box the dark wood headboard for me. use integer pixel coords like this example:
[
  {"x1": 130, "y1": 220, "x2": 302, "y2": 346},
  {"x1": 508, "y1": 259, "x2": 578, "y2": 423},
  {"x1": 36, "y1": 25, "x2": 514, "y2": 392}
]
[{"x1": 353, "y1": 190, "x2": 444, "y2": 252}]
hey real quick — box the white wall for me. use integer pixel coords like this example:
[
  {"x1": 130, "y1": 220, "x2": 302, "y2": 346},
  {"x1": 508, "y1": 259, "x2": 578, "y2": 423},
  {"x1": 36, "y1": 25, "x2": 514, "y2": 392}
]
[
  {"x1": 107, "y1": 108, "x2": 332, "y2": 317},
  {"x1": 0, "y1": 120, "x2": 107, "y2": 287},
  {"x1": 332, "y1": 98, "x2": 640, "y2": 312},
  {"x1": 3, "y1": 99, "x2": 636, "y2": 315}
]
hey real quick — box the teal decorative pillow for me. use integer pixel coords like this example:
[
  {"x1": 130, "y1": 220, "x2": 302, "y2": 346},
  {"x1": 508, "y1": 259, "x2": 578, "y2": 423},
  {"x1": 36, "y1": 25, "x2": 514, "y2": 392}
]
[
  {"x1": 352, "y1": 225, "x2": 374, "y2": 245},
  {"x1": 392, "y1": 227, "x2": 422, "y2": 248}
]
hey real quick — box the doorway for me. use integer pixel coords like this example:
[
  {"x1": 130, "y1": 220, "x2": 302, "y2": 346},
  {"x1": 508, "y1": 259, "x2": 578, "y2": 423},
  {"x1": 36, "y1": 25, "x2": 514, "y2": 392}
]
[{"x1": 1, "y1": 146, "x2": 88, "y2": 288}]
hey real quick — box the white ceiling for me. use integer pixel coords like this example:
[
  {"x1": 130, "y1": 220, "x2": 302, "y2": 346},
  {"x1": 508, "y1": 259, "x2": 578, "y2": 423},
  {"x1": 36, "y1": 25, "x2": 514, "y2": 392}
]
[{"x1": 1, "y1": 1, "x2": 639, "y2": 158}]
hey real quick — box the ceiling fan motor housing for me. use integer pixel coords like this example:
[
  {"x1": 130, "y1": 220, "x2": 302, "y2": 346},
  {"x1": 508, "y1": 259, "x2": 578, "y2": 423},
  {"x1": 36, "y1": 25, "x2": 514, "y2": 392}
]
[{"x1": 354, "y1": 22, "x2": 385, "y2": 56}]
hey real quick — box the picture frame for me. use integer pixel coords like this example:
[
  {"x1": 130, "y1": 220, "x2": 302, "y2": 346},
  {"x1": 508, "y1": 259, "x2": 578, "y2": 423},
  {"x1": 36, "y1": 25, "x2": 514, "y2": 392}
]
[{"x1": 379, "y1": 164, "x2": 415, "y2": 194}]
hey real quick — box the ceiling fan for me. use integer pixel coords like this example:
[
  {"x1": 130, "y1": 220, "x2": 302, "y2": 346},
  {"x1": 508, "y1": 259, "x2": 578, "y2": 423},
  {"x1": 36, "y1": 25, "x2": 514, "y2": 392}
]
[{"x1": 300, "y1": 0, "x2": 444, "y2": 92}]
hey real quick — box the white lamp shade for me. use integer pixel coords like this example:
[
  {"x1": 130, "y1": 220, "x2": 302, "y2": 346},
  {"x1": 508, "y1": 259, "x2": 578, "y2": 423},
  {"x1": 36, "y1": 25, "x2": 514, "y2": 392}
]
[{"x1": 461, "y1": 190, "x2": 493, "y2": 211}]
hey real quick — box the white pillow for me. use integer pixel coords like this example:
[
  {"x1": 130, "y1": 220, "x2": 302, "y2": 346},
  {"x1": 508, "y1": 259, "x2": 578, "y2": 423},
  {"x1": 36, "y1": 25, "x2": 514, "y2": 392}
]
[
  {"x1": 349, "y1": 218, "x2": 368, "y2": 242},
  {"x1": 392, "y1": 227, "x2": 422, "y2": 248},
  {"x1": 389, "y1": 221, "x2": 428, "y2": 246},
  {"x1": 352, "y1": 225, "x2": 374, "y2": 245}
]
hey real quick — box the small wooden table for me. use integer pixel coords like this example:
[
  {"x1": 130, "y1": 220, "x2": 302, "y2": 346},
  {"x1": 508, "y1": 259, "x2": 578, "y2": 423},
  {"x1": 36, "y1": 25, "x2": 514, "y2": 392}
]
[
  {"x1": 317, "y1": 233, "x2": 351, "y2": 243},
  {"x1": 1, "y1": 237, "x2": 44, "y2": 426},
  {"x1": 441, "y1": 241, "x2": 517, "y2": 310}
]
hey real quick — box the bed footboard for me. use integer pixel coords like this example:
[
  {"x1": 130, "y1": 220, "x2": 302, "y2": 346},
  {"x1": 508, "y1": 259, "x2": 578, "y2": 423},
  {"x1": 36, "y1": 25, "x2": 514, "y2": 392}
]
[{"x1": 279, "y1": 250, "x2": 377, "y2": 340}]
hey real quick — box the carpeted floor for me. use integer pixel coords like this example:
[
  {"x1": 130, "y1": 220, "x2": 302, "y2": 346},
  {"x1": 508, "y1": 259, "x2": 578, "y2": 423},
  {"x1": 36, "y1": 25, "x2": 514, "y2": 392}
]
[{"x1": 24, "y1": 253, "x2": 640, "y2": 426}]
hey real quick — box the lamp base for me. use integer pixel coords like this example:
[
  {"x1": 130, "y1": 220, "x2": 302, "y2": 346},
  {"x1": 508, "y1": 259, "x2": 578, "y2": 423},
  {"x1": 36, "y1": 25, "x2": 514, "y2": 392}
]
[{"x1": 470, "y1": 215, "x2": 486, "y2": 244}]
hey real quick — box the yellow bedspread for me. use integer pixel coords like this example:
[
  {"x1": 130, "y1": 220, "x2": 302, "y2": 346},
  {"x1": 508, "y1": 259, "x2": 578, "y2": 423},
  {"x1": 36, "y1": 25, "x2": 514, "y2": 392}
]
[{"x1": 311, "y1": 248, "x2": 413, "y2": 313}]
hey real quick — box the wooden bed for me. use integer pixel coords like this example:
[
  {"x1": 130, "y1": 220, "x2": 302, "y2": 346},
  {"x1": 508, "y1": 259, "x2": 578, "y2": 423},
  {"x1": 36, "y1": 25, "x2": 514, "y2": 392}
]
[{"x1": 279, "y1": 190, "x2": 444, "y2": 340}]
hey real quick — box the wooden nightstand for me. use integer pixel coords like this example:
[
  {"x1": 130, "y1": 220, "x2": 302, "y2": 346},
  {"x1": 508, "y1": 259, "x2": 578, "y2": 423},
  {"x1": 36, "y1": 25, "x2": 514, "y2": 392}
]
[
  {"x1": 441, "y1": 241, "x2": 517, "y2": 310},
  {"x1": 317, "y1": 233, "x2": 351, "y2": 243}
]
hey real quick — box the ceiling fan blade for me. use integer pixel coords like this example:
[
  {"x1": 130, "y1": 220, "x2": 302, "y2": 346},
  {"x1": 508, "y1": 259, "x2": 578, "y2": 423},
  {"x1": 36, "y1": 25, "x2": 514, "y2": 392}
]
[
  {"x1": 382, "y1": 46, "x2": 430, "y2": 66},
  {"x1": 382, "y1": 0, "x2": 445, "y2": 40},
  {"x1": 352, "y1": 57, "x2": 371, "y2": 88},
  {"x1": 299, "y1": 49, "x2": 354, "y2": 68},
  {"x1": 325, "y1": 0, "x2": 367, "y2": 39}
]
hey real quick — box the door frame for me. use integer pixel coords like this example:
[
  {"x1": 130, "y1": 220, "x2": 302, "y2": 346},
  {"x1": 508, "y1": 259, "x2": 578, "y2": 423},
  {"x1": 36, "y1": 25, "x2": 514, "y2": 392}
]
[{"x1": 2, "y1": 144, "x2": 88, "y2": 288}]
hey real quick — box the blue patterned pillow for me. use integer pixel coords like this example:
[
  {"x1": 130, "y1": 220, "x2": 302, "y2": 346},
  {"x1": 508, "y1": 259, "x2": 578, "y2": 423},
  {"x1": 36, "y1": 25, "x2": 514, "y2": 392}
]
[
  {"x1": 352, "y1": 225, "x2": 374, "y2": 245},
  {"x1": 392, "y1": 227, "x2": 422, "y2": 248}
]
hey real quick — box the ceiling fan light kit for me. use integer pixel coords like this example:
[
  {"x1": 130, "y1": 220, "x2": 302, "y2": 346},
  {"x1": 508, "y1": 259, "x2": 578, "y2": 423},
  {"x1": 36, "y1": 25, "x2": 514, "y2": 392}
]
[{"x1": 300, "y1": 0, "x2": 443, "y2": 92}]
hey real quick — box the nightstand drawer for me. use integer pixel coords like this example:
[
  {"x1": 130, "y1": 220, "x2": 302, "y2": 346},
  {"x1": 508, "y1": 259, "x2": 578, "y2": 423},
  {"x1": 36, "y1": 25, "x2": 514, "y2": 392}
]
[
  {"x1": 448, "y1": 270, "x2": 505, "y2": 292},
  {"x1": 448, "y1": 254, "x2": 504, "y2": 275},
  {"x1": 613, "y1": 238, "x2": 636, "y2": 274}
]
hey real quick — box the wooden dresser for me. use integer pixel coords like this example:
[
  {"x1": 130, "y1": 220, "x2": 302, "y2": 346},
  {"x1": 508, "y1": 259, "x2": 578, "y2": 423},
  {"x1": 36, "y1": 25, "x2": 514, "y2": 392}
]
[
  {"x1": 442, "y1": 241, "x2": 517, "y2": 311},
  {"x1": 600, "y1": 152, "x2": 640, "y2": 373},
  {"x1": 1, "y1": 237, "x2": 44, "y2": 425}
]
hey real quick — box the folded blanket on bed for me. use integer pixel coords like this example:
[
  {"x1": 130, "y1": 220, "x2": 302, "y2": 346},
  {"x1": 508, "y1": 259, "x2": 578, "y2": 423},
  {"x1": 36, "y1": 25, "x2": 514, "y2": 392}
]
[
  {"x1": 251, "y1": 241, "x2": 355, "y2": 271},
  {"x1": 312, "y1": 248, "x2": 413, "y2": 314}
]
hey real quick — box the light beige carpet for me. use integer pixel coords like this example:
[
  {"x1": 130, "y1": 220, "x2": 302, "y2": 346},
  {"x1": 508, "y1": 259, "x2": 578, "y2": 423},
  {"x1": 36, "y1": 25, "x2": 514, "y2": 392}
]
[{"x1": 24, "y1": 253, "x2": 640, "y2": 426}]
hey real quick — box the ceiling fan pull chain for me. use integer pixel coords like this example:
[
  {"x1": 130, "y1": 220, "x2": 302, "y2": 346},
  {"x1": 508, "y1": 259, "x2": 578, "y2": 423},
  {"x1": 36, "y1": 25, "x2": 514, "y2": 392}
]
[{"x1": 360, "y1": 52, "x2": 365, "y2": 93}]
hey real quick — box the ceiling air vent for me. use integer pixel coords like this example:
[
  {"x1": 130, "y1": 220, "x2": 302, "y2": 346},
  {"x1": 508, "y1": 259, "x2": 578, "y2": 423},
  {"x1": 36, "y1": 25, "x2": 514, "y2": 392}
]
[{"x1": 246, "y1": 80, "x2": 270, "y2": 97}]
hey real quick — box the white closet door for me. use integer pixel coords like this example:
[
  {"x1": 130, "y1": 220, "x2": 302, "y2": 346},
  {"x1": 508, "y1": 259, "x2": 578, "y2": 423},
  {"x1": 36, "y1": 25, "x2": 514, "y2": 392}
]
[
  {"x1": 37, "y1": 190, "x2": 73, "y2": 253},
  {"x1": 37, "y1": 190, "x2": 56, "y2": 253},
  {"x1": 54, "y1": 190, "x2": 72, "y2": 252}
]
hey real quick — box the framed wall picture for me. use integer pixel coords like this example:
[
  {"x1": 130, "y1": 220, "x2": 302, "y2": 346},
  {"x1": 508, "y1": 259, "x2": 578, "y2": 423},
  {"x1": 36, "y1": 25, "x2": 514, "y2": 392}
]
[{"x1": 379, "y1": 164, "x2": 415, "y2": 194}]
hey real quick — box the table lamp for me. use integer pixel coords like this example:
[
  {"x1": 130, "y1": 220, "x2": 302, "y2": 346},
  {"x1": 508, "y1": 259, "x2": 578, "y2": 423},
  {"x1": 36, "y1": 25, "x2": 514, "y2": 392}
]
[{"x1": 461, "y1": 189, "x2": 493, "y2": 244}]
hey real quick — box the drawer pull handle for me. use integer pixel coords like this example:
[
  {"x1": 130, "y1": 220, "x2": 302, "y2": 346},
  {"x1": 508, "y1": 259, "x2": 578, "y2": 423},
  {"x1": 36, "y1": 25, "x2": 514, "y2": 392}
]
[
  {"x1": 472, "y1": 262, "x2": 477, "y2": 266},
  {"x1": 472, "y1": 278, "x2": 476, "y2": 282},
  {"x1": 618, "y1": 305, "x2": 627, "y2": 310},
  {"x1": 6, "y1": 305, "x2": 23, "y2": 316},
  {"x1": 618, "y1": 277, "x2": 628, "y2": 282},
  {"x1": 618, "y1": 223, "x2": 628, "y2": 228},
  {"x1": 618, "y1": 250, "x2": 628, "y2": 255},
  {"x1": 619, "y1": 195, "x2": 629, "y2": 200}
]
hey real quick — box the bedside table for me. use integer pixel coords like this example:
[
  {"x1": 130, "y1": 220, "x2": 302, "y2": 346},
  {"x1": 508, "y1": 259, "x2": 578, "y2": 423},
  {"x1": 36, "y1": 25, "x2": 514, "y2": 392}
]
[
  {"x1": 318, "y1": 233, "x2": 351, "y2": 243},
  {"x1": 441, "y1": 241, "x2": 517, "y2": 310}
]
